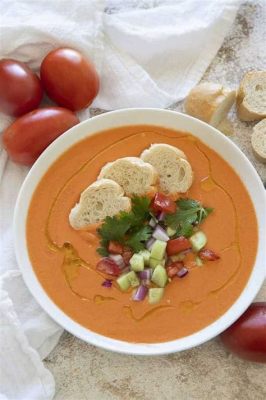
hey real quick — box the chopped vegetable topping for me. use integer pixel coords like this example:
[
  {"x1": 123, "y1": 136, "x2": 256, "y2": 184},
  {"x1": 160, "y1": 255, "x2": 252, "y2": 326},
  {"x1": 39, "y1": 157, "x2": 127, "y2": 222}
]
[
  {"x1": 108, "y1": 241, "x2": 124, "y2": 255},
  {"x1": 166, "y1": 236, "x2": 191, "y2": 256},
  {"x1": 151, "y1": 193, "x2": 177, "y2": 214},
  {"x1": 96, "y1": 257, "x2": 121, "y2": 276},
  {"x1": 166, "y1": 261, "x2": 184, "y2": 278},
  {"x1": 96, "y1": 193, "x2": 216, "y2": 305},
  {"x1": 199, "y1": 248, "x2": 220, "y2": 261},
  {"x1": 102, "y1": 279, "x2": 112, "y2": 288}
]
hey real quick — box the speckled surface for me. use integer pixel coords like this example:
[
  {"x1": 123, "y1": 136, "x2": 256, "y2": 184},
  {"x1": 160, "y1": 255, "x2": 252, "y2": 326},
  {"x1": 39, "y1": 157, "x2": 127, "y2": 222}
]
[{"x1": 45, "y1": 2, "x2": 266, "y2": 399}]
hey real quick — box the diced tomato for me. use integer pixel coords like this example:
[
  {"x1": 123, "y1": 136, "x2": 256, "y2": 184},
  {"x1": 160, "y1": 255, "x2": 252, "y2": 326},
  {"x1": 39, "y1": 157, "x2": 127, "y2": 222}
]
[
  {"x1": 166, "y1": 262, "x2": 184, "y2": 278},
  {"x1": 96, "y1": 257, "x2": 121, "y2": 276},
  {"x1": 166, "y1": 236, "x2": 191, "y2": 256},
  {"x1": 151, "y1": 193, "x2": 177, "y2": 214},
  {"x1": 108, "y1": 241, "x2": 123, "y2": 255},
  {"x1": 122, "y1": 247, "x2": 133, "y2": 265},
  {"x1": 199, "y1": 248, "x2": 220, "y2": 261}
]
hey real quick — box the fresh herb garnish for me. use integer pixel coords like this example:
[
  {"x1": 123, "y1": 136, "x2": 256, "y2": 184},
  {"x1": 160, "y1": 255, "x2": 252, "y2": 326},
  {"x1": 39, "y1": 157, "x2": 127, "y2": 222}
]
[
  {"x1": 97, "y1": 196, "x2": 152, "y2": 255},
  {"x1": 125, "y1": 225, "x2": 152, "y2": 252},
  {"x1": 165, "y1": 198, "x2": 213, "y2": 238}
]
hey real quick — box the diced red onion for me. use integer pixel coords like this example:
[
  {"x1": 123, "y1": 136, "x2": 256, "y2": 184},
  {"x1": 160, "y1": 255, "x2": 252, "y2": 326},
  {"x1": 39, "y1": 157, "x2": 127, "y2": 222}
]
[
  {"x1": 138, "y1": 269, "x2": 152, "y2": 280},
  {"x1": 146, "y1": 237, "x2": 156, "y2": 251},
  {"x1": 149, "y1": 218, "x2": 157, "y2": 228},
  {"x1": 177, "y1": 267, "x2": 189, "y2": 278},
  {"x1": 133, "y1": 285, "x2": 148, "y2": 301},
  {"x1": 141, "y1": 279, "x2": 151, "y2": 287},
  {"x1": 152, "y1": 225, "x2": 169, "y2": 242},
  {"x1": 109, "y1": 254, "x2": 125, "y2": 269},
  {"x1": 157, "y1": 211, "x2": 166, "y2": 221},
  {"x1": 102, "y1": 279, "x2": 112, "y2": 288}
]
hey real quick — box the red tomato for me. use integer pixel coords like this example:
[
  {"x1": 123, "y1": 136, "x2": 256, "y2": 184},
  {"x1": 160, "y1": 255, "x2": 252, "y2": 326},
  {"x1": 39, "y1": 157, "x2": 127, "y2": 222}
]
[
  {"x1": 199, "y1": 248, "x2": 220, "y2": 261},
  {"x1": 166, "y1": 237, "x2": 191, "y2": 256},
  {"x1": 96, "y1": 258, "x2": 121, "y2": 276},
  {"x1": 220, "y1": 302, "x2": 266, "y2": 363},
  {"x1": 108, "y1": 241, "x2": 124, "y2": 255},
  {"x1": 151, "y1": 193, "x2": 177, "y2": 214},
  {"x1": 0, "y1": 59, "x2": 43, "y2": 116},
  {"x1": 166, "y1": 262, "x2": 184, "y2": 278},
  {"x1": 40, "y1": 48, "x2": 99, "y2": 111},
  {"x1": 122, "y1": 247, "x2": 133, "y2": 265},
  {"x1": 2, "y1": 107, "x2": 79, "y2": 165}
]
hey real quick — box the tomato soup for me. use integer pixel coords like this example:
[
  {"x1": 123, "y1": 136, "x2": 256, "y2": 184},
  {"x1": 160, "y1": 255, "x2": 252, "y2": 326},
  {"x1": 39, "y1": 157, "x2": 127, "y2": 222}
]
[{"x1": 27, "y1": 125, "x2": 258, "y2": 343}]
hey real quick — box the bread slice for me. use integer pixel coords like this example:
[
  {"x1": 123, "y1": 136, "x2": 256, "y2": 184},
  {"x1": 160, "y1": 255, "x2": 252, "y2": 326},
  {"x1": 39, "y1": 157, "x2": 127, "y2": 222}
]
[
  {"x1": 251, "y1": 119, "x2": 266, "y2": 163},
  {"x1": 237, "y1": 71, "x2": 266, "y2": 121},
  {"x1": 140, "y1": 144, "x2": 193, "y2": 194},
  {"x1": 184, "y1": 82, "x2": 236, "y2": 127},
  {"x1": 69, "y1": 179, "x2": 131, "y2": 229},
  {"x1": 98, "y1": 157, "x2": 158, "y2": 196}
]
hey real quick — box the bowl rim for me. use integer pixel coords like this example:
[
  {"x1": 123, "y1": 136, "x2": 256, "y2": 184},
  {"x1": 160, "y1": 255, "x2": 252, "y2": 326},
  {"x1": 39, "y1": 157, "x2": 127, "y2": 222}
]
[{"x1": 14, "y1": 108, "x2": 266, "y2": 355}]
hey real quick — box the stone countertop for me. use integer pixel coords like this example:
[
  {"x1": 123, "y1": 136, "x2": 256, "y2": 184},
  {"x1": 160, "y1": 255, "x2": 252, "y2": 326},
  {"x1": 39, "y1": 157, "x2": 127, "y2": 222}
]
[{"x1": 45, "y1": 2, "x2": 266, "y2": 399}]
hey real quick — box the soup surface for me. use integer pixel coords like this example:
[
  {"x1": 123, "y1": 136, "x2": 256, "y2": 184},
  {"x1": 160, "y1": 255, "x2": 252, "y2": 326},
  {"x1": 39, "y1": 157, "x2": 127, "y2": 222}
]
[{"x1": 27, "y1": 125, "x2": 258, "y2": 343}]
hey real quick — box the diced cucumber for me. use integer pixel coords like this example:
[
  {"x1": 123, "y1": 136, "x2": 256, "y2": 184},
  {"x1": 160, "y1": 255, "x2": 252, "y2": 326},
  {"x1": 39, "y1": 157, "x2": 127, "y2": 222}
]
[
  {"x1": 116, "y1": 274, "x2": 130, "y2": 291},
  {"x1": 149, "y1": 257, "x2": 166, "y2": 269},
  {"x1": 138, "y1": 250, "x2": 151, "y2": 266},
  {"x1": 196, "y1": 256, "x2": 203, "y2": 266},
  {"x1": 189, "y1": 231, "x2": 207, "y2": 252},
  {"x1": 152, "y1": 265, "x2": 168, "y2": 288},
  {"x1": 130, "y1": 253, "x2": 144, "y2": 272},
  {"x1": 171, "y1": 252, "x2": 186, "y2": 262},
  {"x1": 148, "y1": 288, "x2": 164, "y2": 304},
  {"x1": 116, "y1": 271, "x2": 140, "y2": 291},
  {"x1": 166, "y1": 226, "x2": 176, "y2": 237},
  {"x1": 127, "y1": 271, "x2": 140, "y2": 287},
  {"x1": 150, "y1": 240, "x2": 167, "y2": 260}
]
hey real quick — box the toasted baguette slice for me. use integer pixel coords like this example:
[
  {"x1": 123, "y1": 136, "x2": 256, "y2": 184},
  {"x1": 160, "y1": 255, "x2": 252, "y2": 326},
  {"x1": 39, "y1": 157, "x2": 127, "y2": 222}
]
[
  {"x1": 237, "y1": 71, "x2": 266, "y2": 121},
  {"x1": 184, "y1": 82, "x2": 236, "y2": 127},
  {"x1": 69, "y1": 179, "x2": 131, "y2": 229},
  {"x1": 98, "y1": 157, "x2": 158, "y2": 196},
  {"x1": 140, "y1": 144, "x2": 193, "y2": 194},
  {"x1": 251, "y1": 119, "x2": 266, "y2": 163}
]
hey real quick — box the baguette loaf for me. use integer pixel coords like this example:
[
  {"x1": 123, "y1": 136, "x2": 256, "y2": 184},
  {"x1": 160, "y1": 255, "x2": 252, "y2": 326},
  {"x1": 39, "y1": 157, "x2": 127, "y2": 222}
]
[
  {"x1": 237, "y1": 71, "x2": 266, "y2": 121},
  {"x1": 184, "y1": 82, "x2": 236, "y2": 127},
  {"x1": 69, "y1": 179, "x2": 131, "y2": 229},
  {"x1": 140, "y1": 144, "x2": 193, "y2": 194},
  {"x1": 98, "y1": 157, "x2": 158, "y2": 196},
  {"x1": 251, "y1": 119, "x2": 266, "y2": 163}
]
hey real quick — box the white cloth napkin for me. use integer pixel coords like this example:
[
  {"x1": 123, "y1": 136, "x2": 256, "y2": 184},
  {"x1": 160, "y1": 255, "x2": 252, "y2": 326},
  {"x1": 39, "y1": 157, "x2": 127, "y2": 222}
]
[{"x1": 0, "y1": 1, "x2": 239, "y2": 399}]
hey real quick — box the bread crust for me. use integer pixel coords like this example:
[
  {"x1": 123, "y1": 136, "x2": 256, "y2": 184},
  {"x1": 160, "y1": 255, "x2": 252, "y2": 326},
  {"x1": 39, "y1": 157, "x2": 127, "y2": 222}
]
[
  {"x1": 237, "y1": 71, "x2": 266, "y2": 121},
  {"x1": 140, "y1": 144, "x2": 193, "y2": 194},
  {"x1": 184, "y1": 82, "x2": 236, "y2": 127},
  {"x1": 251, "y1": 119, "x2": 266, "y2": 163},
  {"x1": 69, "y1": 179, "x2": 131, "y2": 229},
  {"x1": 98, "y1": 157, "x2": 158, "y2": 196}
]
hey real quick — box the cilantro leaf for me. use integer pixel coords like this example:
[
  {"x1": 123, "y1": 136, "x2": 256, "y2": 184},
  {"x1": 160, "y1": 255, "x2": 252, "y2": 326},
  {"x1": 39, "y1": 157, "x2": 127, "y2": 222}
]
[
  {"x1": 98, "y1": 215, "x2": 131, "y2": 243},
  {"x1": 126, "y1": 225, "x2": 152, "y2": 252},
  {"x1": 130, "y1": 196, "x2": 151, "y2": 225},
  {"x1": 165, "y1": 198, "x2": 213, "y2": 238},
  {"x1": 97, "y1": 196, "x2": 152, "y2": 254},
  {"x1": 177, "y1": 198, "x2": 200, "y2": 210}
]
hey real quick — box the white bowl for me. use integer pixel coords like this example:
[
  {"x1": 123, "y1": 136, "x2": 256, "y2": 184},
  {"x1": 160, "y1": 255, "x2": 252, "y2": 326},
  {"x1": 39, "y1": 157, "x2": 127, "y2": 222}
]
[{"x1": 14, "y1": 109, "x2": 266, "y2": 355}]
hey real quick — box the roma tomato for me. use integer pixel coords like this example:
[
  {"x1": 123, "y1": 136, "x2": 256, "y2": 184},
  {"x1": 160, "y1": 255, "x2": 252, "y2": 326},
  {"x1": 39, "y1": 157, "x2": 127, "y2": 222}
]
[
  {"x1": 0, "y1": 59, "x2": 43, "y2": 116},
  {"x1": 220, "y1": 302, "x2": 266, "y2": 363},
  {"x1": 96, "y1": 258, "x2": 121, "y2": 276},
  {"x1": 40, "y1": 48, "x2": 99, "y2": 111},
  {"x1": 166, "y1": 236, "x2": 191, "y2": 256},
  {"x1": 2, "y1": 107, "x2": 79, "y2": 165},
  {"x1": 151, "y1": 193, "x2": 176, "y2": 214}
]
